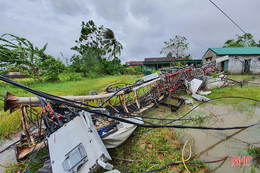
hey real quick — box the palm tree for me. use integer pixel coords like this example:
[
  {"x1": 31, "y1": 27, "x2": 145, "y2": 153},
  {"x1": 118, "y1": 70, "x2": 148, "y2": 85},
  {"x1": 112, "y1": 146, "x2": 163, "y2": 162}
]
[{"x1": 102, "y1": 28, "x2": 123, "y2": 60}]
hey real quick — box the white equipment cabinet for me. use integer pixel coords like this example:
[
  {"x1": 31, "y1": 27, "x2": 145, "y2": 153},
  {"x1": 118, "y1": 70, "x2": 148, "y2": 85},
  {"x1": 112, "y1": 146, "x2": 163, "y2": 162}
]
[{"x1": 47, "y1": 111, "x2": 113, "y2": 173}]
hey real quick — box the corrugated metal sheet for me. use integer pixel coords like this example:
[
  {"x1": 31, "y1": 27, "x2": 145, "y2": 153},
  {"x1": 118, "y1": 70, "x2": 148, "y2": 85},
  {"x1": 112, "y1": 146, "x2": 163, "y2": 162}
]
[
  {"x1": 126, "y1": 61, "x2": 143, "y2": 65},
  {"x1": 210, "y1": 47, "x2": 260, "y2": 55},
  {"x1": 144, "y1": 57, "x2": 184, "y2": 62}
]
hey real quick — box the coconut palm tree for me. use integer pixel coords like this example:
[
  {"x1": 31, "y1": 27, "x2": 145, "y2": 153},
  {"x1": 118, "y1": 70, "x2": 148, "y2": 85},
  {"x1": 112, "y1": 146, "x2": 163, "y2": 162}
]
[{"x1": 102, "y1": 28, "x2": 123, "y2": 60}]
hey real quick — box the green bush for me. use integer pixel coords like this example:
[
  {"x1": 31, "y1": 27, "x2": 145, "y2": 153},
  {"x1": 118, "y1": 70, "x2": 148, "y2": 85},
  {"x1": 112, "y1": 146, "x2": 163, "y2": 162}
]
[
  {"x1": 58, "y1": 72, "x2": 83, "y2": 82},
  {"x1": 152, "y1": 68, "x2": 160, "y2": 74},
  {"x1": 86, "y1": 72, "x2": 99, "y2": 79},
  {"x1": 124, "y1": 66, "x2": 143, "y2": 75},
  {"x1": 211, "y1": 72, "x2": 218, "y2": 78}
]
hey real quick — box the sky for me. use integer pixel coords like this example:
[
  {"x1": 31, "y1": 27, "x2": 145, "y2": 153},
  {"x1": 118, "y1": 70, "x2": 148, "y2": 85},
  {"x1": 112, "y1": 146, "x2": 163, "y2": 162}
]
[{"x1": 1, "y1": 0, "x2": 260, "y2": 63}]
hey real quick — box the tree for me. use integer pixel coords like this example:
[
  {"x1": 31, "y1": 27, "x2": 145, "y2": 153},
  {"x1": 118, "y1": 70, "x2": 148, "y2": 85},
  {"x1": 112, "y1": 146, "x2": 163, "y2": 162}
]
[
  {"x1": 160, "y1": 35, "x2": 190, "y2": 59},
  {"x1": 0, "y1": 33, "x2": 65, "y2": 82},
  {"x1": 71, "y1": 20, "x2": 123, "y2": 74},
  {"x1": 103, "y1": 28, "x2": 123, "y2": 60},
  {"x1": 70, "y1": 48, "x2": 101, "y2": 75},
  {"x1": 71, "y1": 20, "x2": 104, "y2": 60},
  {"x1": 223, "y1": 33, "x2": 260, "y2": 47}
]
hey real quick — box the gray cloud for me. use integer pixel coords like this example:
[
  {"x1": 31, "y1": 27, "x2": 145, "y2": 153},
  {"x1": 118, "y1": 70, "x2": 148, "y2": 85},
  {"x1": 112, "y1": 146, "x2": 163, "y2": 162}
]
[
  {"x1": 92, "y1": 0, "x2": 128, "y2": 22},
  {"x1": 0, "y1": 0, "x2": 259, "y2": 63},
  {"x1": 47, "y1": 0, "x2": 87, "y2": 16}
]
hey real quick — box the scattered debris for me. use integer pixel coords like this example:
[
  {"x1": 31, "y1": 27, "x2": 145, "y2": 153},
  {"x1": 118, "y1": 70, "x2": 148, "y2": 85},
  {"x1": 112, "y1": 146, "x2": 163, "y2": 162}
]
[
  {"x1": 198, "y1": 91, "x2": 212, "y2": 95},
  {"x1": 192, "y1": 94, "x2": 211, "y2": 102},
  {"x1": 102, "y1": 117, "x2": 144, "y2": 148},
  {"x1": 205, "y1": 76, "x2": 226, "y2": 90},
  {"x1": 189, "y1": 78, "x2": 203, "y2": 94},
  {"x1": 1, "y1": 62, "x2": 240, "y2": 172},
  {"x1": 181, "y1": 97, "x2": 194, "y2": 105},
  {"x1": 160, "y1": 96, "x2": 184, "y2": 112},
  {"x1": 38, "y1": 160, "x2": 52, "y2": 173}
]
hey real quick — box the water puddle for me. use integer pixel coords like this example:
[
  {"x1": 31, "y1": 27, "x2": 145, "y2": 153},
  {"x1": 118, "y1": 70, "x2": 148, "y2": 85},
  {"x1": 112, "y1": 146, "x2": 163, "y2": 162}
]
[
  {"x1": 175, "y1": 103, "x2": 260, "y2": 172},
  {"x1": 0, "y1": 132, "x2": 20, "y2": 172}
]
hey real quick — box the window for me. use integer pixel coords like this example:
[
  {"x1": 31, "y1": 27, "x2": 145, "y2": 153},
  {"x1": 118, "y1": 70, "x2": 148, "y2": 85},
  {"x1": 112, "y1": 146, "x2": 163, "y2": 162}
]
[{"x1": 205, "y1": 57, "x2": 213, "y2": 62}]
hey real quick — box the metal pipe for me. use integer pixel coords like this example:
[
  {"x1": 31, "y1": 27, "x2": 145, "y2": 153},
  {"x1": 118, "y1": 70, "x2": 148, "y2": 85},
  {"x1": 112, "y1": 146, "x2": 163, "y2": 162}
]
[{"x1": 4, "y1": 78, "x2": 162, "y2": 111}]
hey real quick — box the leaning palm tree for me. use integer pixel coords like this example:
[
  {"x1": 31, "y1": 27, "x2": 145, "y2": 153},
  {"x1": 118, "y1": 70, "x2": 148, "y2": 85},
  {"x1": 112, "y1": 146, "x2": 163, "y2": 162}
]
[{"x1": 102, "y1": 28, "x2": 123, "y2": 60}]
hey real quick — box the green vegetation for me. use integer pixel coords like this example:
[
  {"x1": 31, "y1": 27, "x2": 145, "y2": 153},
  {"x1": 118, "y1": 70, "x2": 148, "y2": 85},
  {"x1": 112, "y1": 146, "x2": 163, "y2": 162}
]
[
  {"x1": 0, "y1": 20, "x2": 144, "y2": 85},
  {"x1": 123, "y1": 66, "x2": 143, "y2": 75},
  {"x1": 69, "y1": 20, "x2": 134, "y2": 76},
  {"x1": 160, "y1": 35, "x2": 191, "y2": 59},
  {"x1": 0, "y1": 34, "x2": 65, "y2": 82},
  {"x1": 208, "y1": 85, "x2": 260, "y2": 105},
  {"x1": 247, "y1": 147, "x2": 260, "y2": 168},
  {"x1": 223, "y1": 33, "x2": 260, "y2": 48},
  {"x1": 227, "y1": 74, "x2": 260, "y2": 80},
  {"x1": 110, "y1": 128, "x2": 208, "y2": 172}
]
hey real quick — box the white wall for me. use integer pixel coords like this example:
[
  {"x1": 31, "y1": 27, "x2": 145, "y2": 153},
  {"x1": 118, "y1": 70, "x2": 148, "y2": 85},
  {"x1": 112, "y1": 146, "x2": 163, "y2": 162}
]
[
  {"x1": 228, "y1": 57, "x2": 243, "y2": 74},
  {"x1": 251, "y1": 57, "x2": 260, "y2": 74}
]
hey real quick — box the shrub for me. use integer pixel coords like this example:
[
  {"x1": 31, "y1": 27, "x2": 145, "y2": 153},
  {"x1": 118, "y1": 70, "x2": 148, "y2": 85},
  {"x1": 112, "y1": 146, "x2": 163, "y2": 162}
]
[
  {"x1": 124, "y1": 66, "x2": 143, "y2": 75},
  {"x1": 58, "y1": 72, "x2": 83, "y2": 82}
]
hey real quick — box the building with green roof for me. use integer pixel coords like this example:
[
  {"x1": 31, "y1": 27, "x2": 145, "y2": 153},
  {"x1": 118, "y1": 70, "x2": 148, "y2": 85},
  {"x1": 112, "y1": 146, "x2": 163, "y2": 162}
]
[
  {"x1": 142, "y1": 57, "x2": 202, "y2": 75},
  {"x1": 202, "y1": 47, "x2": 260, "y2": 74}
]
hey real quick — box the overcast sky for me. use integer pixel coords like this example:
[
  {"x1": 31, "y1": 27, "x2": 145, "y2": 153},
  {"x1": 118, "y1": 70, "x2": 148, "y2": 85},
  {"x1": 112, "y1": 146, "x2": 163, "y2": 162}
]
[{"x1": 1, "y1": 0, "x2": 259, "y2": 63}]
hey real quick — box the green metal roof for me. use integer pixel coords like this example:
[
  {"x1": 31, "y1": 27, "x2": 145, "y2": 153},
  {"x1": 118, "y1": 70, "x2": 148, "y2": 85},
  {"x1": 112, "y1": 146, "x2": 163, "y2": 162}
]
[
  {"x1": 210, "y1": 47, "x2": 260, "y2": 55},
  {"x1": 143, "y1": 59, "x2": 201, "y2": 65}
]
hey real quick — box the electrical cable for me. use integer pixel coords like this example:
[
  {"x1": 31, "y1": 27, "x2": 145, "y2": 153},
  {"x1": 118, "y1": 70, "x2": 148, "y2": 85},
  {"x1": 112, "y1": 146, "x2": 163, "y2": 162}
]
[
  {"x1": 22, "y1": 140, "x2": 47, "y2": 173},
  {"x1": 1, "y1": 75, "x2": 259, "y2": 131},
  {"x1": 42, "y1": 98, "x2": 63, "y2": 126},
  {"x1": 23, "y1": 159, "x2": 46, "y2": 173},
  {"x1": 209, "y1": 0, "x2": 246, "y2": 34},
  {"x1": 128, "y1": 115, "x2": 196, "y2": 122},
  {"x1": 0, "y1": 140, "x2": 20, "y2": 154},
  {"x1": 98, "y1": 81, "x2": 142, "y2": 107},
  {"x1": 37, "y1": 96, "x2": 51, "y2": 130},
  {"x1": 0, "y1": 75, "x2": 95, "y2": 108},
  {"x1": 182, "y1": 140, "x2": 191, "y2": 173},
  {"x1": 146, "y1": 140, "x2": 193, "y2": 173},
  {"x1": 168, "y1": 96, "x2": 260, "y2": 124},
  {"x1": 144, "y1": 156, "x2": 228, "y2": 173},
  {"x1": 26, "y1": 108, "x2": 39, "y2": 129},
  {"x1": 0, "y1": 164, "x2": 6, "y2": 168}
]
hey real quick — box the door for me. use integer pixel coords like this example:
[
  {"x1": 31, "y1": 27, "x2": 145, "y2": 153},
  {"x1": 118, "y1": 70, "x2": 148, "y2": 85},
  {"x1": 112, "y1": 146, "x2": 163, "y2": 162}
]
[
  {"x1": 244, "y1": 60, "x2": 251, "y2": 73},
  {"x1": 224, "y1": 60, "x2": 229, "y2": 73}
]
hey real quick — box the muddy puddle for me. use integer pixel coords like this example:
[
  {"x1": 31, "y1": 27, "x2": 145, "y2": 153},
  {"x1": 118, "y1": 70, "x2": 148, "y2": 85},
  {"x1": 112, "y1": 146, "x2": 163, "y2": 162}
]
[
  {"x1": 175, "y1": 103, "x2": 260, "y2": 172},
  {"x1": 145, "y1": 100, "x2": 259, "y2": 172}
]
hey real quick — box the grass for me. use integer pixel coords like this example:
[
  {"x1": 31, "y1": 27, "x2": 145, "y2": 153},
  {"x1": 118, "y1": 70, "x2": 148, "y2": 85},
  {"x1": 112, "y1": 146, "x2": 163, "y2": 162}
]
[
  {"x1": 204, "y1": 74, "x2": 260, "y2": 104},
  {"x1": 207, "y1": 84, "x2": 260, "y2": 105},
  {"x1": 247, "y1": 146, "x2": 260, "y2": 168},
  {"x1": 0, "y1": 75, "x2": 142, "y2": 139},
  {"x1": 227, "y1": 74, "x2": 260, "y2": 80},
  {"x1": 109, "y1": 127, "x2": 208, "y2": 173}
]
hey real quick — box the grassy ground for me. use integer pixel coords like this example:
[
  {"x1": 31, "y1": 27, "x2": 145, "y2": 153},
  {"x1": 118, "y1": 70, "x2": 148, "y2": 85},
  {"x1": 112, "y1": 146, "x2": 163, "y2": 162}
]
[
  {"x1": 0, "y1": 75, "x2": 141, "y2": 139},
  {"x1": 208, "y1": 84, "x2": 260, "y2": 104},
  {"x1": 109, "y1": 128, "x2": 208, "y2": 173},
  {"x1": 227, "y1": 74, "x2": 260, "y2": 80}
]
